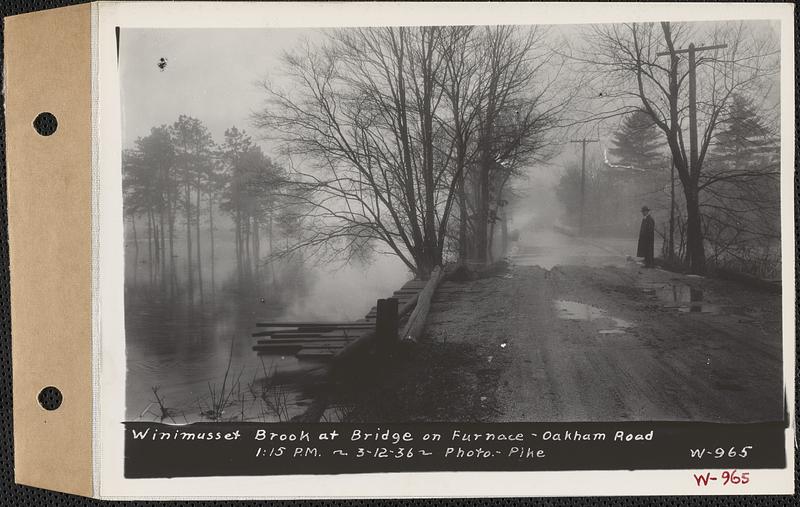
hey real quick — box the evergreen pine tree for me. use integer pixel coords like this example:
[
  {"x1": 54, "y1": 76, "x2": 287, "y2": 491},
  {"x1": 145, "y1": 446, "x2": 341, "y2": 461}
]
[
  {"x1": 712, "y1": 93, "x2": 776, "y2": 169},
  {"x1": 608, "y1": 110, "x2": 664, "y2": 171}
]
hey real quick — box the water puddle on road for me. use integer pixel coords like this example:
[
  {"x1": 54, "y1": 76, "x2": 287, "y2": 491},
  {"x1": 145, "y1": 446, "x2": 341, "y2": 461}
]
[
  {"x1": 638, "y1": 282, "x2": 721, "y2": 313},
  {"x1": 553, "y1": 300, "x2": 634, "y2": 335}
]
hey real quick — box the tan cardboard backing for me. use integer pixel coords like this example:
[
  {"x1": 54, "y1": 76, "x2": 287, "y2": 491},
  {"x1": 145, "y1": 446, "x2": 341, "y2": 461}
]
[{"x1": 5, "y1": 3, "x2": 93, "y2": 497}]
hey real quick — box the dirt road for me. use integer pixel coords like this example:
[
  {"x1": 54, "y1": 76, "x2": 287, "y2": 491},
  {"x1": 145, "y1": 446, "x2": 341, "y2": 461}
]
[{"x1": 424, "y1": 228, "x2": 784, "y2": 423}]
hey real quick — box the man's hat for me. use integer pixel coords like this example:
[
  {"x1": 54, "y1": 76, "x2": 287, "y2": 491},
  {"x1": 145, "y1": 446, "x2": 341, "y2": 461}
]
[{"x1": 641, "y1": 205, "x2": 650, "y2": 212}]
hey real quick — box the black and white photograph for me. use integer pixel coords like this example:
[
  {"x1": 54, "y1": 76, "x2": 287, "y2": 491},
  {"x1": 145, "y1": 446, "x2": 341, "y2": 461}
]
[{"x1": 106, "y1": 2, "x2": 793, "y2": 492}]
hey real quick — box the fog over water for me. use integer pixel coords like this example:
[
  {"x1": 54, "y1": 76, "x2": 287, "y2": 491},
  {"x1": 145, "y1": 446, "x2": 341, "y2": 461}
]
[
  {"x1": 118, "y1": 27, "x2": 605, "y2": 420},
  {"x1": 121, "y1": 28, "x2": 416, "y2": 421},
  {"x1": 124, "y1": 212, "x2": 410, "y2": 421},
  {"x1": 121, "y1": 19, "x2": 782, "y2": 422}
]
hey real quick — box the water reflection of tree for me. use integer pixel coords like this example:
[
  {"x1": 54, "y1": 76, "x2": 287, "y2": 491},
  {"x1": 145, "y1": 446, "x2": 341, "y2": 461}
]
[{"x1": 123, "y1": 115, "x2": 334, "y2": 425}]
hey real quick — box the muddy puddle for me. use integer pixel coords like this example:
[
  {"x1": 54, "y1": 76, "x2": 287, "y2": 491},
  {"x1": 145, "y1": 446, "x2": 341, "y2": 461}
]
[
  {"x1": 554, "y1": 300, "x2": 634, "y2": 335},
  {"x1": 638, "y1": 282, "x2": 720, "y2": 313}
]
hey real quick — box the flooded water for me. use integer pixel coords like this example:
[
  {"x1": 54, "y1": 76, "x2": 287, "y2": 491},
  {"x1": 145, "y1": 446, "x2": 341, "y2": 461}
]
[
  {"x1": 125, "y1": 233, "x2": 410, "y2": 423},
  {"x1": 553, "y1": 300, "x2": 634, "y2": 334},
  {"x1": 638, "y1": 282, "x2": 721, "y2": 313},
  {"x1": 509, "y1": 228, "x2": 636, "y2": 269}
]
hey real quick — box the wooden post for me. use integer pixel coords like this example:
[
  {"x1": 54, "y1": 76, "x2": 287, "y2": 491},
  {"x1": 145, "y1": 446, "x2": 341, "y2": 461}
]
[
  {"x1": 292, "y1": 277, "x2": 431, "y2": 423},
  {"x1": 570, "y1": 138, "x2": 598, "y2": 236},
  {"x1": 376, "y1": 297, "x2": 399, "y2": 355},
  {"x1": 688, "y1": 43, "x2": 698, "y2": 181},
  {"x1": 656, "y1": 41, "x2": 726, "y2": 269},
  {"x1": 580, "y1": 138, "x2": 586, "y2": 235}
]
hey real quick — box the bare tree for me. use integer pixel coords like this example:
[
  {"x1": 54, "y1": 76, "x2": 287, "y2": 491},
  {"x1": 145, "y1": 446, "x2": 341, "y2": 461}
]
[
  {"x1": 254, "y1": 26, "x2": 565, "y2": 277},
  {"x1": 582, "y1": 20, "x2": 779, "y2": 273},
  {"x1": 254, "y1": 27, "x2": 446, "y2": 277},
  {"x1": 469, "y1": 26, "x2": 563, "y2": 263}
]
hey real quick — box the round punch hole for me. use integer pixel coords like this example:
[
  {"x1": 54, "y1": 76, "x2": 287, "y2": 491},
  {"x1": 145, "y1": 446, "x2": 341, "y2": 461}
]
[
  {"x1": 33, "y1": 112, "x2": 58, "y2": 136},
  {"x1": 38, "y1": 386, "x2": 63, "y2": 411}
]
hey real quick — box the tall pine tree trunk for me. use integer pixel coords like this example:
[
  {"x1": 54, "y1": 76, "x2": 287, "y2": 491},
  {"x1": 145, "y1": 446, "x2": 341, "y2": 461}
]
[
  {"x1": 208, "y1": 191, "x2": 215, "y2": 297},
  {"x1": 268, "y1": 214, "x2": 276, "y2": 285},
  {"x1": 153, "y1": 215, "x2": 160, "y2": 281},
  {"x1": 245, "y1": 216, "x2": 252, "y2": 275},
  {"x1": 131, "y1": 214, "x2": 139, "y2": 288},
  {"x1": 185, "y1": 182, "x2": 194, "y2": 303},
  {"x1": 234, "y1": 209, "x2": 242, "y2": 284},
  {"x1": 147, "y1": 208, "x2": 154, "y2": 286},
  {"x1": 168, "y1": 194, "x2": 177, "y2": 298},
  {"x1": 500, "y1": 209, "x2": 508, "y2": 257},
  {"x1": 195, "y1": 184, "x2": 204, "y2": 304},
  {"x1": 159, "y1": 205, "x2": 167, "y2": 292},
  {"x1": 253, "y1": 217, "x2": 260, "y2": 273}
]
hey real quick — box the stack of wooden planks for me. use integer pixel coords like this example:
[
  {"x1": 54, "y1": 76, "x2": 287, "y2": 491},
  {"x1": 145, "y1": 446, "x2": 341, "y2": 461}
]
[{"x1": 252, "y1": 279, "x2": 429, "y2": 360}]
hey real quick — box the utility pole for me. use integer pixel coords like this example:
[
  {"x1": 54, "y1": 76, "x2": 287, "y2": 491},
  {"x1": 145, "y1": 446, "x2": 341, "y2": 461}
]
[
  {"x1": 657, "y1": 42, "x2": 726, "y2": 268},
  {"x1": 657, "y1": 43, "x2": 726, "y2": 180},
  {"x1": 570, "y1": 138, "x2": 598, "y2": 236}
]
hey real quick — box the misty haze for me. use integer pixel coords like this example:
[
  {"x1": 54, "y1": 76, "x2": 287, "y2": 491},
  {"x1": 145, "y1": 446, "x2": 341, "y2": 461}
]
[{"x1": 121, "y1": 21, "x2": 783, "y2": 425}]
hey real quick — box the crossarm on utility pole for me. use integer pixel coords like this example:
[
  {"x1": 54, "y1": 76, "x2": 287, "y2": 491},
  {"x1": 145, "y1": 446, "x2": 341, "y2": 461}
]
[
  {"x1": 656, "y1": 43, "x2": 727, "y2": 56},
  {"x1": 656, "y1": 42, "x2": 727, "y2": 180}
]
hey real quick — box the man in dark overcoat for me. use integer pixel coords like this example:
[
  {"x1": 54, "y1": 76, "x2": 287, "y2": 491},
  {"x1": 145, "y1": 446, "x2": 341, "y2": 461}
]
[{"x1": 637, "y1": 205, "x2": 655, "y2": 268}]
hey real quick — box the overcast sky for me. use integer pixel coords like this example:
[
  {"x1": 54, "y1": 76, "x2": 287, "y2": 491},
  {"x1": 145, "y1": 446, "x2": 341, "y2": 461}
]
[
  {"x1": 120, "y1": 28, "x2": 317, "y2": 150},
  {"x1": 119, "y1": 22, "x2": 780, "y2": 174}
]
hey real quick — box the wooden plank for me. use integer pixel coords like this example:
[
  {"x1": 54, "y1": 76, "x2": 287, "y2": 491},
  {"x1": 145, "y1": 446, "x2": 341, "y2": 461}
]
[
  {"x1": 296, "y1": 349, "x2": 338, "y2": 360},
  {"x1": 253, "y1": 341, "x2": 345, "y2": 352},
  {"x1": 257, "y1": 336, "x2": 358, "y2": 344},
  {"x1": 255, "y1": 322, "x2": 375, "y2": 328},
  {"x1": 270, "y1": 331, "x2": 362, "y2": 338},
  {"x1": 291, "y1": 271, "x2": 434, "y2": 423},
  {"x1": 258, "y1": 274, "x2": 432, "y2": 423},
  {"x1": 270, "y1": 330, "x2": 327, "y2": 336},
  {"x1": 252, "y1": 344, "x2": 304, "y2": 353},
  {"x1": 254, "y1": 342, "x2": 346, "y2": 351},
  {"x1": 253, "y1": 331, "x2": 322, "y2": 338}
]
